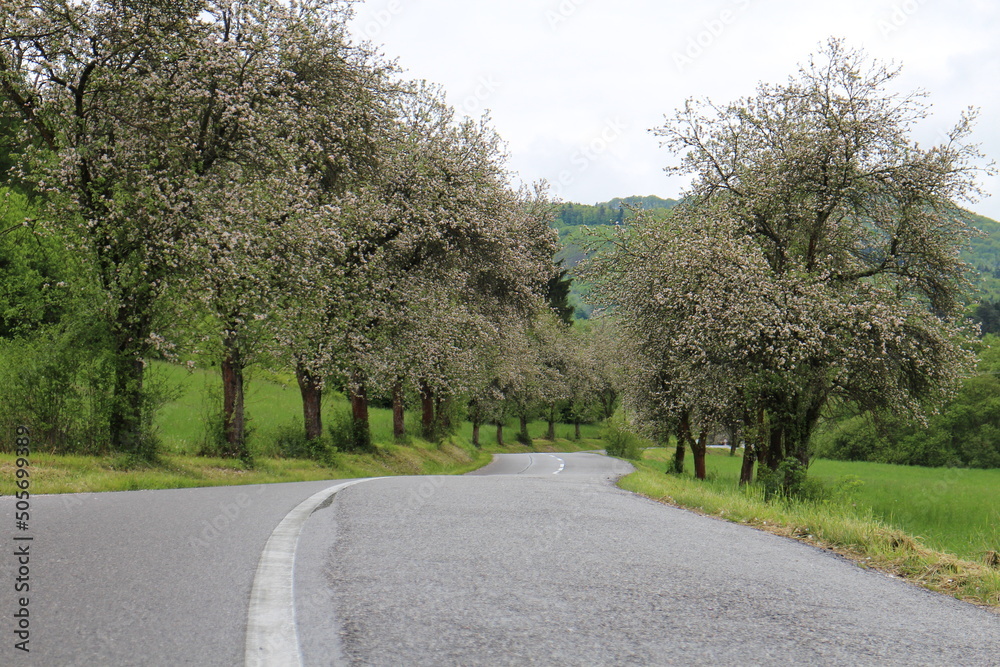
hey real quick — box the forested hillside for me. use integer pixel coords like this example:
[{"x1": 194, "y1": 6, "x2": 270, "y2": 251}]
[
  {"x1": 553, "y1": 195, "x2": 675, "y2": 242},
  {"x1": 553, "y1": 195, "x2": 677, "y2": 233},
  {"x1": 966, "y1": 213, "x2": 1000, "y2": 271},
  {"x1": 556, "y1": 198, "x2": 1000, "y2": 324}
]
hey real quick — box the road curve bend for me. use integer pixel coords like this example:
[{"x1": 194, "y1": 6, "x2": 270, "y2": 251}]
[
  {"x1": 296, "y1": 453, "x2": 1000, "y2": 666},
  {"x1": 3, "y1": 452, "x2": 998, "y2": 665}
]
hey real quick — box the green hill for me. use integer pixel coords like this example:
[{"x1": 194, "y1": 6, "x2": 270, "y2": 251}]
[
  {"x1": 965, "y1": 212, "x2": 1000, "y2": 298},
  {"x1": 553, "y1": 196, "x2": 676, "y2": 318},
  {"x1": 553, "y1": 195, "x2": 676, "y2": 236},
  {"x1": 553, "y1": 197, "x2": 1000, "y2": 322},
  {"x1": 554, "y1": 195, "x2": 676, "y2": 265}
]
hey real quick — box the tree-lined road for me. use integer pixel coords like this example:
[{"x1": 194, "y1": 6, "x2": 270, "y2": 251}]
[{"x1": 3, "y1": 453, "x2": 999, "y2": 665}]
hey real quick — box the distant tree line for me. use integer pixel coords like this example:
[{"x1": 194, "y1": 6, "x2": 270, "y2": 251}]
[
  {"x1": 553, "y1": 195, "x2": 677, "y2": 232},
  {"x1": 813, "y1": 336, "x2": 1000, "y2": 469}
]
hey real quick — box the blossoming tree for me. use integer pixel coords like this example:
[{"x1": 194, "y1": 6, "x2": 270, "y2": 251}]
[{"x1": 589, "y1": 40, "x2": 988, "y2": 479}]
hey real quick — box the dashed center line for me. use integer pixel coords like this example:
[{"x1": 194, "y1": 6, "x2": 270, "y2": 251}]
[{"x1": 549, "y1": 455, "x2": 566, "y2": 474}]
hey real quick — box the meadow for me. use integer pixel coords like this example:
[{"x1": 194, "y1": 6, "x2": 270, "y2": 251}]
[
  {"x1": 811, "y1": 460, "x2": 1000, "y2": 563},
  {"x1": 151, "y1": 361, "x2": 603, "y2": 455},
  {"x1": 634, "y1": 449, "x2": 999, "y2": 563}
]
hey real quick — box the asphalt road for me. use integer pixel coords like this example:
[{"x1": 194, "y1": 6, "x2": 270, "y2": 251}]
[
  {"x1": 2, "y1": 451, "x2": 999, "y2": 665},
  {"x1": 0, "y1": 478, "x2": 361, "y2": 666}
]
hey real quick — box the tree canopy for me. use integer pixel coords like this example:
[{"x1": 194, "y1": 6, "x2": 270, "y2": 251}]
[{"x1": 0, "y1": 0, "x2": 571, "y2": 457}]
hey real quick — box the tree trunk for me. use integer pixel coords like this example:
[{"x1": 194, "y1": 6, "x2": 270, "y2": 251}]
[
  {"x1": 739, "y1": 443, "x2": 756, "y2": 486},
  {"x1": 496, "y1": 421, "x2": 504, "y2": 447},
  {"x1": 518, "y1": 413, "x2": 530, "y2": 445},
  {"x1": 754, "y1": 407, "x2": 778, "y2": 471},
  {"x1": 350, "y1": 372, "x2": 369, "y2": 423},
  {"x1": 349, "y1": 370, "x2": 371, "y2": 450},
  {"x1": 109, "y1": 350, "x2": 146, "y2": 456},
  {"x1": 791, "y1": 436, "x2": 810, "y2": 468},
  {"x1": 574, "y1": 419, "x2": 581, "y2": 441},
  {"x1": 673, "y1": 412, "x2": 690, "y2": 474},
  {"x1": 295, "y1": 360, "x2": 323, "y2": 442},
  {"x1": 727, "y1": 422, "x2": 740, "y2": 456},
  {"x1": 692, "y1": 429, "x2": 708, "y2": 481},
  {"x1": 792, "y1": 395, "x2": 825, "y2": 467},
  {"x1": 546, "y1": 404, "x2": 556, "y2": 441},
  {"x1": 419, "y1": 380, "x2": 434, "y2": 439},
  {"x1": 765, "y1": 422, "x2": 784, "y2": 471},
  {"x1": 107, "y1": 292, "x2": 154, "y2": 457},
  {"x1": 672, "y1": 434, "x2": 686, "y2": 474},
  {"x1": 221, "y1": 332, "x2": 247, "y2": 459},
  {"x1": 472, "y1": 419, "x2": 481, "y2": 448},
  {"x1": 392, "y1": 380, "x2": 405, "y2": 440}
]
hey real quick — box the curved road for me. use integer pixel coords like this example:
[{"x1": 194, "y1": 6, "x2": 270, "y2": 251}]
[{"x1": 2, "y1": 452, "x2": 998, "y2": 665}]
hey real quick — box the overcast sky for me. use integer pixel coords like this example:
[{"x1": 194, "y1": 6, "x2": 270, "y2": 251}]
[{"x1": 348, "y1": 0, "x2": 1000, "y2": 218}]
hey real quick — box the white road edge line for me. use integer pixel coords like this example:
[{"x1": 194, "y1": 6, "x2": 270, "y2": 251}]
[
  {"x1": 549, "y1": 455, "x2": 565, "y2": 474},
  {"x1": 245, "y1": 478, "x2": 383, "y2": 667}
]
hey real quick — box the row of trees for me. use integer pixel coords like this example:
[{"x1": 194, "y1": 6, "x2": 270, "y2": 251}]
[
  {"x1": 5, "y1": 16, "x2": 989, "y2": 477},
  {"x1": 586, "y1": 40, "x2": 990, "y2": 485},
  {"x1": 0, "y1": 0, "x2": 616, "y2": 459}
]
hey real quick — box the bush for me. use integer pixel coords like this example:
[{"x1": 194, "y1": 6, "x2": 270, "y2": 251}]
[
  {"x1": 0, "y1": 322, "x2": 119, "y2": 454},
  {"x1": 811, "y1": 414, "x2": 892, "y2": 462},
  {"x1": 271, "y1": 423, "x2": 336, "y2": 464},
  {"x1": 812, "y1": 345, "x2": 1000, "y2": 470},
  {"x1": 328, "y1": 411, "x2": 375, "y2": 454},
  {"x1": 756, "y1": 458, "x2": 856, "y2": 503},
  {"x1": 602, "y1": 421, "x2": 643, "y2": 460}
]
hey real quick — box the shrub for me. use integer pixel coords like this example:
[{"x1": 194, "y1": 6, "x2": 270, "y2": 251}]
[
  {"x1": 271, "y1": 423, "x2": 336, "y2": 464},
  {"x1": 602, "y1": 421, "x2": 643, "y2": 460},
  {"x1": 756, "y1": 458, "x2": 861, "y2": 503},
  {"x1": 328, "y1": 411, "x2": 375, "y2": 454},
  {"x1": 0, "y1": 321, "x2": 125, "y2": 455}
]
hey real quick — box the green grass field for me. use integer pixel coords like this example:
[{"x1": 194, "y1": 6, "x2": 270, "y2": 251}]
[
  {"x1": 151, "y1": 361, "x2": 603, "y2": 456},
  {"x1": 810, "y1": 460, "x2": 1000, "y2": 563},
  {"x1": 639, "y1": 448, "x2": 1000, "y2": 563}
]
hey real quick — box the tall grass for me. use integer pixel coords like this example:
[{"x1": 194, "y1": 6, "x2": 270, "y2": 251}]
[
  {"x1": 640, "y1": 449, "x2": 1000, "y2": 563},
  {"x1": 809, "y1": 460, "x2": 1000, "y2": 563}
]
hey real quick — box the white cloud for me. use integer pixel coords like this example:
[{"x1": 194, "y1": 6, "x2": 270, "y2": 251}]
[{"x1": 351, "y1": 0, "x2": 1000, "y2": 216}]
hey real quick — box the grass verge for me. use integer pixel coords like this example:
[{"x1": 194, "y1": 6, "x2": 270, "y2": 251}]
[
  {"x1": 620, "y1": 449, "x2": 1000, "y2": 611},
  {"x1": 0, "y1": 435, "x2": 603, "y2": 496},
  {"x1": 0, "y1": 360, "x2": 605, "y2": 495}
]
